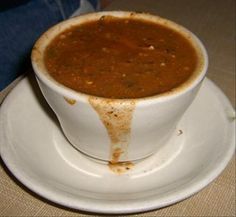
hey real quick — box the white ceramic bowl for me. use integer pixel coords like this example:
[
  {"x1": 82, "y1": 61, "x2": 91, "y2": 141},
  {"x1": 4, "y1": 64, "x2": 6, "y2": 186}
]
[{"x1": 31, "y1": 11, "x2": 208, "y2": 163}]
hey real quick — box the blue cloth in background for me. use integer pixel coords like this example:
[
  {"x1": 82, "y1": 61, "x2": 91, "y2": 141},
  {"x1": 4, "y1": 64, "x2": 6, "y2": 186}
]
[{"x1": 0, "y1": 0, "x2": 99, "y2": 91}]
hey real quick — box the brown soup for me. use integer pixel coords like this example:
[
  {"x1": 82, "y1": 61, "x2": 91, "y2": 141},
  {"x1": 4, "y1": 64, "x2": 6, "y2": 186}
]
[{"x1": 44, "y1": 16, "x2": 198, "y2": 99}]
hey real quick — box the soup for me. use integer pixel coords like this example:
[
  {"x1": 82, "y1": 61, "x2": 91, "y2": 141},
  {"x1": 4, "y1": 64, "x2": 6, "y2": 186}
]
[{"x1": 44, "y1": 15, "x2": 198, "y2": 99}]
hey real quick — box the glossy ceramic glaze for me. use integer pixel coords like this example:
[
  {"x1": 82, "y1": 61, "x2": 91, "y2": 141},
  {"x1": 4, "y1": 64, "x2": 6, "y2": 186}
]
[
  {"x1": 0, "y1": 78, "x2": 235, "y2": 213},
  {"x1": 31, "y1": 11, "x2": 208, "y2": 162}
]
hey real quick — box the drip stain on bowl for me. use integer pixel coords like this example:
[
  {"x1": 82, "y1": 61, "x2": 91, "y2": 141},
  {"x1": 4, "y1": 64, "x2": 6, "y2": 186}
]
[
  {"x1": 89, "y1": 97, "x2": 136, "y2": 173},
  {"x1": 64, "y1": 97, "x2": 76, "y2": 105},
  {"x1": 110, "y1": 147, "x2": 124, "y2": 163}
]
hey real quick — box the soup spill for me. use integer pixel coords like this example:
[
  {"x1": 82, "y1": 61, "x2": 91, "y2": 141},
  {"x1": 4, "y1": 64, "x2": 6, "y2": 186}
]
[
  {"x1": 89, "y1": 97, "x2": 135, "y2": 173},
  {"x1": 108, "y1": 161, "x2": 134, "y2": 174},
  {"x1": 64, "y1": 97, "x2": 76, "y2": 105}
]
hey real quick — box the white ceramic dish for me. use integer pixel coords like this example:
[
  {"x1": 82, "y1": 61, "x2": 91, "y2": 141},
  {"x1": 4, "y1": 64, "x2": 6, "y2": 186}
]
[
  {"x1": 32, "y1": 11, "x2": 208, "y2": 162},
  {"x1": 0, "y1": 76, "x2": 235, "y2": 214}
]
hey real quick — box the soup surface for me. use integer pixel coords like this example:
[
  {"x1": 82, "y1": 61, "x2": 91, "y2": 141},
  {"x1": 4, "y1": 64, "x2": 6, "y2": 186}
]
[{"x1": 44, "y1": 16, "x2": 198, "y2": 98}]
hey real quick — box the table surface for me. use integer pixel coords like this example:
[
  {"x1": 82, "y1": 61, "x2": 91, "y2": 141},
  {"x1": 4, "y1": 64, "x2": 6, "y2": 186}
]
[{"x1": 0, "y1": 0, "x2": 235, "y2": 216}]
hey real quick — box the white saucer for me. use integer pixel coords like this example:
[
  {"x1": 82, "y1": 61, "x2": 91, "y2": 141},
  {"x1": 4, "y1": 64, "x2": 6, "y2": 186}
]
[{"x1": 0, "y1": 76, "x2": 235, "y2": 214}]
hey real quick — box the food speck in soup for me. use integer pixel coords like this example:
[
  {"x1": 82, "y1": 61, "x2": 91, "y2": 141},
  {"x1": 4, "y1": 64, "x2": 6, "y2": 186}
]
[{"x1": 44, "y1": 16, "x2": 198, "y2": 98}]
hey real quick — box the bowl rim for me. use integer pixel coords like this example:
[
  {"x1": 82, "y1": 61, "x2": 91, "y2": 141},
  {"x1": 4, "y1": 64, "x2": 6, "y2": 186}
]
[{"x1": 31, "y1": 11, "x2": 208, "y2": 105}]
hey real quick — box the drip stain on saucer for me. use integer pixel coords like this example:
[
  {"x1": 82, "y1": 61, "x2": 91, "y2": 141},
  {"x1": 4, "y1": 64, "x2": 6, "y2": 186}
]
[
  {"x1": 108, "y1": 161, "x2": 134, "y2": 174},
  {"x1": 178, "y1": 129, "x2": 183, "y2": 136},
  {"x1": 64, "y1": 97, "x2": 76, "y2": 105},
  {"x1": 88, "y1": 97, "x2": 136, "y2": 174}
]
